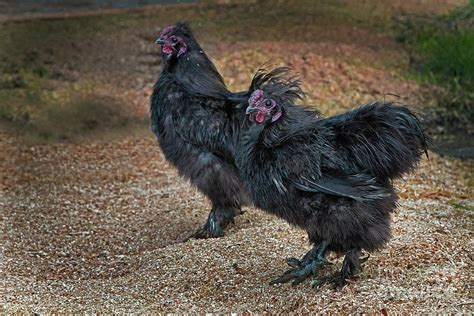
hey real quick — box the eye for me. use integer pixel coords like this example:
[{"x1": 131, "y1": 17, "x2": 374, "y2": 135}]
[
  {"x1": 171, "y1": 37, "x2": 178, "y2": 43},
  {"x1": 264, "y1": 99, "x2": 273, "y2": 107}
]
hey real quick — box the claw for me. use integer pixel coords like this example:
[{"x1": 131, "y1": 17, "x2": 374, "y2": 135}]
[
  {"x1": 332, "y1": 277, "x2": 348, "y2": 290},
  {"x1": 311, "y1": 278, "x2": 325, "y2": 288},
  {"x1": 270, "y1": 259, "x2": 325, "y2": 286},
  {"x1": 312, "y1": 252, "x2": 367, "y2": 290},
  {"x1": 359, "y1": 253, "x2": 370, "y2": 264},
  {"x1": 270, "y1": 267, "x2": 311, "y2": 285},
  {"x1": 286, "y1": 257, "x2": 301, "y2": 268},
  {"x1": 183, "y1": 206, "x2": 242, "y2": 241},
  {"x1": 183, "y1": 224, "x2": 223, "y2": 242},
  {"x1": 271, "y1": 242, "x2": 330, "y2": 286},
  {"x1": 291, "y1": 271, "x2": 312, "y2": 286},
  {"x1": 330, "y1": 273, "x2": 348, "y2": 290},
  {"x1": 183, "y1": 227, "x2": 205, "y2": 242},
  {"x1": 270, "y1": 268, "x2": 297, "y2": 285},
  {"x1": 311, "y1": 272, "x2": 348, "y2": 290},
  {"x1": 311, "y1": 249, "x2": 370, "y2": 290}
]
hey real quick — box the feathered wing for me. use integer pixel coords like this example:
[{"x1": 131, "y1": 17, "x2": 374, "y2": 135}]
[
  {"x1": 241, "y1": 68, "x2": 424, "y2": 200},
  {"x1": 242, "y1": 67, "x2": 383, "y2": 201},
  {"x1": 319, "y1": 102, "x2": 428, "y2": 179},
  {"x1": 169, "y1": 97, "x2": 231, "y2": 155},
  {"x1": 293, "y1": 172, "x2": 389, "y2": 202},
  {"x1": 261, "y1": 125, "x2": 389, "y2": 202}
]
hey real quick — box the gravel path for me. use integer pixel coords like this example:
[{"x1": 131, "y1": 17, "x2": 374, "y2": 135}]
[
  {"x1": 1, "y1": 1, "x2": 472, "y2": 311},
  {"x1": 2, "y1": 133, "x2": 472, "y2": 313}
]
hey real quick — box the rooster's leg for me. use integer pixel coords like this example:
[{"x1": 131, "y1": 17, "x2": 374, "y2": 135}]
[
  {"x1": 185, "y1": 206, "x2": 242, "y2": 240},
  {"x1": 270, "y1": 240, "x2": 330, "y2": 286},
  {"x1": 312, "y1": 249, "x2": 369, "y2": 289}
]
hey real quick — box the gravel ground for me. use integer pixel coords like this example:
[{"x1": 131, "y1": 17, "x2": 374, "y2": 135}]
[
  {"x1": 1, "y1": 1, "x2": 473, "y2": 312},
  {"x1": 2, "y1": 131, "x2": 473, "y2": 313}
]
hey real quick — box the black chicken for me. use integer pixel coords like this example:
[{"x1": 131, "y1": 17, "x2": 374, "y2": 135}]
[
  {"x1": 235, "y1": 68, "x2": 428, "y2": 287},
  {"x1": 150, "y1": 22, "x2": 249, "y2": 238}
]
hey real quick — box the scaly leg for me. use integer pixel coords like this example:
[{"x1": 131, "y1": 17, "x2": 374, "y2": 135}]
[
  {"x1": 312, "y1": 249, "x2": 369, "y2": 289},
  {"x1": 185, "y1": 205, "x2": 242, "y2": 240},
  {"x1": 270, "y1": 240, "x2": 331, "y2": 286}
]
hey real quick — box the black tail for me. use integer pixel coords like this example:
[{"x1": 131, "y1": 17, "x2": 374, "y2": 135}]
[{"x1": 321, "y1": 101, "x2": 428, "y2": 179}]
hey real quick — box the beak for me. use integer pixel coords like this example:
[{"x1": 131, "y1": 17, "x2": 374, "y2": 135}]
[
  {"x1": 245, "y1": 105, "x2": 258, "y2": 115},
  {"x1": 155, "y1": 37, "x2": 165, "y2": 45}
]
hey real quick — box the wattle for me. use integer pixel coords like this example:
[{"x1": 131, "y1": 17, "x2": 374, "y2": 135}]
[
  {"x1": 162, "y1": 45, "x2": 173, "y2": 55},
  {"x1": 256, "y1": 112, "x2": 266, "y2": 123}
]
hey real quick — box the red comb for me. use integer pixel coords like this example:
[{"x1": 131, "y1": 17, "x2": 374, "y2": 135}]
[
  {"x1": 160, "y1": 26, "x2": 173, "y2": 37},
  {"x1": 249, "y1": 89, "x2": 264, "y2": 106}
]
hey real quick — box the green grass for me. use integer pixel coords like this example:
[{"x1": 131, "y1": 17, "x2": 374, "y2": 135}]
[
  {"x1": 402, "y1": 1, "x2": 473, "y2": 88},
  {"x1": 408, "y1": 2, "x2": 474, "y2": 91},
  {"x1": 396, "y1": 1, "x2": 474, "y2": 136},
  {"x1": 415, "y1": 31, "x2": 474, "y2": 87}
]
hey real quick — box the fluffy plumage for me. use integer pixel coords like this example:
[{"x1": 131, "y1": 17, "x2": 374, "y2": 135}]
[
  {"x1": 320, "y1": 102, "x2": 428, "y2": 179},
  {"x1": 150, "y1": 22, "x2": 249, "y2": 238},
  {"x1": 235, "y1": 67, "x2": 428, "y2": 287}
]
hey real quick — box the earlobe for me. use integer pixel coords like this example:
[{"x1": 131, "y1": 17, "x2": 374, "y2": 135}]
[
  {"x1": 271, "y1": 110, "x2": 282, "y2": 122},
  {"x1": 177, "y1": 46, "x2": 187, "y2": 57}
]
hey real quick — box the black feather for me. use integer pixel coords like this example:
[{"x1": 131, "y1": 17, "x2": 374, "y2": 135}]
[
  {"x1": 150, "y1": 22, "x2": 250, "y2": 235},
  {"x1": 234, "y1": 67, "x2": 427, "y2": 254},
  {"x1": 294, "y1": 173, "x2": 390, "y2": 202},
  {"x1": 160, "y1": 21, "x2": 231, "y2": 99},
  {"x1": 320, "y1": 101, "x2": 429, "y2": 179}
]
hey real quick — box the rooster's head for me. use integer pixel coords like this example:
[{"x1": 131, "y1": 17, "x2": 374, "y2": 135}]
[
  {"x1": 245, "y1": 67, "x2": 304, "y2": 124},
  {"x1": 155, "y1": 22, "x2": 193, "y2": 60},
  {"x1": 246, "y1": 89, "x2": 282, "y2": 124}
]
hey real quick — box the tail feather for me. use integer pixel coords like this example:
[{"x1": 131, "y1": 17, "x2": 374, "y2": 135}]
[{"x1": 321, "y1": 101, "x2": 428, "y2": 179}]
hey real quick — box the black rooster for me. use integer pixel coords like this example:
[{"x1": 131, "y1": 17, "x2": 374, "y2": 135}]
[
  {"x1": 235, "y1": 68, "x2": 428, "y2": 287},
  {"x1": 150, "y1": 22, "x2": 249, "y2": 238}
]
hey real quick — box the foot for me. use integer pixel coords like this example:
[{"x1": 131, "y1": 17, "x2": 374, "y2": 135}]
[
  {"x1": 312, "y1": 251, "x2": 369, "y2": 289},
  {"x1": 184, "y1": 206, "x2": 243, "y2": 241},
  {"x1": 270, "y1": 241, "x2": 330, "y2": 286}
]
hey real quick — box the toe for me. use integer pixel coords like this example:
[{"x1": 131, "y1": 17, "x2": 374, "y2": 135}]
[
  {"x1": 286, "y1": 258, "x2": 301, "y2": 268},
  {"x1": 359, "y1": 254, "x2": 370, "y2": 264},
  {"x1": 271, "y1": 262, "x2": 315, "y2": 286},
  {"x1": 184, "y1": 225, "x2": 224, "y2": 241},
  {"x1": 270, "y1": 268, "x2": 298, "y2": 285},
  {"x1": 332, "y1": 276, "x2": 348, "y2": 290},
  {"x1": 183, "y1": 227, "x2": 208, "y2": 241},
  {"x1": 291, "y1": 272, "x2": 311, "y2": 286},
  {"x1": 311, "y1": 278, "x2": 326, "y2": 288}
]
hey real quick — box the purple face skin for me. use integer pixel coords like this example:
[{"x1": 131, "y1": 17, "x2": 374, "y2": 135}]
[
  {"x1": 246, "y1": 89, "x2": 282, "y2": 124},
  {"x1": 157, "y1": 26, "x2": 188, "y2": 58}
]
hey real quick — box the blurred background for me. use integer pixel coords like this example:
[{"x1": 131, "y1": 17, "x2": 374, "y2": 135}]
[
  {"x1": 2, "y1": 0, "x2": 473, "y2": 313},
  {"x1": 1, "y1": 0, "x2": 472, "y2": 155}
]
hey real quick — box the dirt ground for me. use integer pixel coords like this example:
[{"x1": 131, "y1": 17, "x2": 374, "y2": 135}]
[
  {"x1": 2, "y1": 131, "x2": 473, "y2": 313},
  {"x1": 2, "y1": 0, "x2": 473, "y2": 313}
]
